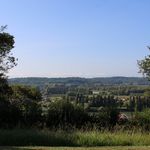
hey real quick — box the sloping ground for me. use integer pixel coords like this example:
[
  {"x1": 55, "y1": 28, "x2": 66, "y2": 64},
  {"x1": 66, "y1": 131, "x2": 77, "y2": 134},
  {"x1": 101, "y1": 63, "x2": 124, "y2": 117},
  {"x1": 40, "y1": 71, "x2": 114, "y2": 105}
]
[{"x1": 1, "y1": 146, "x2": 150, "y2": 150}]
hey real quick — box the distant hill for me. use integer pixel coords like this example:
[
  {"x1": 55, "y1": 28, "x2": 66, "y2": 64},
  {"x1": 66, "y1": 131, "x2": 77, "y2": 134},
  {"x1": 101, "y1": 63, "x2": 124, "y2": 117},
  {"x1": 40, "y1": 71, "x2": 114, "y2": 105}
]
[{"x1": 8, "y1": 77, "x2": 150, "y2": 89}]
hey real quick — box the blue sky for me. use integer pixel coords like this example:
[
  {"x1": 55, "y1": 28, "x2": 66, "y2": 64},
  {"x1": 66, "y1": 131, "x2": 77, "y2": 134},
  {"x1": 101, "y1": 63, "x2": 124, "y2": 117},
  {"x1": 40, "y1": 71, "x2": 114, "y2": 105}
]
[{"x1": 1, "y1": 0, "x2": 150, "y2": 77}]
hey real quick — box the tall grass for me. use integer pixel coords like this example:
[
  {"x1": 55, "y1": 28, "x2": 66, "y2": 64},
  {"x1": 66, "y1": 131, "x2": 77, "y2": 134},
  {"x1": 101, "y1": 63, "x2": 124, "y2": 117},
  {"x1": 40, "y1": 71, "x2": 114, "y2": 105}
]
[{"x1": 0, "y1": 129, "x2": 150, "y2": 146}]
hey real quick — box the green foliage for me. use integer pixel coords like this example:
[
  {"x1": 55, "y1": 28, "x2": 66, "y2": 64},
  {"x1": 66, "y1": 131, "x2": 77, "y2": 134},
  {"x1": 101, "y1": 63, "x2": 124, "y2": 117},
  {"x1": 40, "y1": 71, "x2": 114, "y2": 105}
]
[
  {"x1": 10, "y1": 85, "x2": 42, "y2": 127},
  {"x1": 129, "y1": 96, "x2": 150, "y2": 112},
  {"x1": 46, "y1": 100, "x2": 89, "y2": 128},
  {"x1": 0, "y1": 25, "x2": 17, "y2": 74},
  {"x1": 0, "y1": 129, "x2": 150, "y2": 146},
  {"x1": 11, "y1": 85, "x2": 42, "y2": 102},
  {"x1": 90, "y1": 107, "x2": 119, "y2": 128},
  {"x1": 0, "y1": 25, "x2": 16, "y2": 104},
  {"x1": 138, "y1": 46, "x2": 150, "y2": 80},
  {"x1": 132, "y1": 109, "x2": 150, "y2": 130},
  {"x1": 144, "y1": 87, "x2": 150, "y2": 97},
  {"x1": 0, "y1": 26, "x2": 19, "y2": 128},
  {"x1": 0, "y1": 84, "x2": 43, "y2": 128},
  {"x1": 89, "y1": 95, "x2": 119, "y2": 108},
  {"x1": 0, "y1": 74, "x2": 12, "y2": 101},
  {"x1": 1, "y1": 147, "x2": 149, "y2": 150}
]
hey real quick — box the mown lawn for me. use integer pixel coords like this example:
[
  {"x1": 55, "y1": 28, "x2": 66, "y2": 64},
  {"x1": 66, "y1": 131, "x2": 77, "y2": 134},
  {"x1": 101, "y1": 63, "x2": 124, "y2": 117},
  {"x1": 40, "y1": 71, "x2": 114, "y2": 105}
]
[{"x1": 1, "y1": 146, "x2": 150, "y2": 150}]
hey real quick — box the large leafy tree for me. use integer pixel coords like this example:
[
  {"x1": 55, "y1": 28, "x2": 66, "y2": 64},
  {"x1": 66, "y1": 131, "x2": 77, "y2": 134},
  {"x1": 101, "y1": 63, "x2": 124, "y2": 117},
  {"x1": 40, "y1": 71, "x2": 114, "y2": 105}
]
[
  {"x1": 0, "y1": 25, "x2": 17, "y2": 100},
  {"x1": 0, "y1": 25, "x2": 17, "y2": 99},
  {"x1": 138, "y1": 46, "x2": 150, "y2": 80},
  {"x1": 0, "y1": 25, "x2": 17, "y2": 76},
  {"x1": 10, "y1": 85, "x2": 42, "y2": 126},
  {"x1": 0, "y1": 26, "x2": 18, "y2": 127}
]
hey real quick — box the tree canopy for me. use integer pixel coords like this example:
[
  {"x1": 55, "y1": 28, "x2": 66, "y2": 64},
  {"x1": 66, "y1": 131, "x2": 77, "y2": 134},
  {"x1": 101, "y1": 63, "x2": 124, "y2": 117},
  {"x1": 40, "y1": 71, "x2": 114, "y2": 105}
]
[
  {"x1": 0, "y1": 26, "x2": 17, "y2": 101},
  {"x1": 0, "y1": 25, "x2": 17, "y2": 76},
  {"x1": 138, "y1": 46, "x2": 150, "y2": 80}
]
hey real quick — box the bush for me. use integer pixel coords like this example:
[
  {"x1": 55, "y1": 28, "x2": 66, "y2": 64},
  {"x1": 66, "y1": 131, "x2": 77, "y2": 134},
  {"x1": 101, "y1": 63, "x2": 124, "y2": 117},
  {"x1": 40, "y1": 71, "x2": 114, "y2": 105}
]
[
  {"x1": 132, "y1": 108, "x2": 150, "y2": 130},
  {"x1": 89, "y1": 107, "x2": 119, "y2": 129},
  {"x1": 46, "y1": 100, "x2": 89, "y2": 128}
]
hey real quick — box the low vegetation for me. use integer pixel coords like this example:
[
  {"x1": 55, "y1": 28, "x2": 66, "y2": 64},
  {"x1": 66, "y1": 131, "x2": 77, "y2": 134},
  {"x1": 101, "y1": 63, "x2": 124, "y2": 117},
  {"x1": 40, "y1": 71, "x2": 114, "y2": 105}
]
[
  {"x1": 1, "y1": 146, "x2": 150, "y2": 150},
  {"x1": 0, "y1": 129, "x2": 150, "y2": 146}
]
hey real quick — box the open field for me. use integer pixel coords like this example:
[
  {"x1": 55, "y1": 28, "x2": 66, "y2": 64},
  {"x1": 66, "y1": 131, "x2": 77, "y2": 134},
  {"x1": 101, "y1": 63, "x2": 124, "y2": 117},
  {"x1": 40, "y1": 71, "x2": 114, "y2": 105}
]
[{"x1": 1, "y1": 146, "x2": 150, "y2": 150}]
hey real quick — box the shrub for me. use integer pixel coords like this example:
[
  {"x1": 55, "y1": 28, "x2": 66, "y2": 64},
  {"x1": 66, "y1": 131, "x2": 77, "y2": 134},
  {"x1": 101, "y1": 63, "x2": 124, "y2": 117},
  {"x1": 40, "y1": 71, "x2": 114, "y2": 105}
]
[
  {"x1": 132, "y1": 108, "x2": 150, "y2": 130},
  {"x1": 46, "y1": 100, "x2": 89, "y2": 128},
  {"x1": 89, "y1": 107, "x2": 119, "y2": 129}
]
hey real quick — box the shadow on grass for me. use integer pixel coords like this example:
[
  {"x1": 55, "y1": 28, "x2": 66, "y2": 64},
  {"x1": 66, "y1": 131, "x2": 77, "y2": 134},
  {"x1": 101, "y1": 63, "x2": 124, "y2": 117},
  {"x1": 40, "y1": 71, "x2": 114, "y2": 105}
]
[
  {"x1": 1, "y1": 146, "x2": 150, "y2": 150},
  {"x1": 0, "y1": 147, "x2": 34, "y2": 150}
]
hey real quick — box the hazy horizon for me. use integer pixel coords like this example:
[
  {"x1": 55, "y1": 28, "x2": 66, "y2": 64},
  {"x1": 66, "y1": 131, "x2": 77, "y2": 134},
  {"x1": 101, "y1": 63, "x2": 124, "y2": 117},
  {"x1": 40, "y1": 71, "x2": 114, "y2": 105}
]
[
  {"x1": 9, "y1": 75, "x2": 144, "y2": 79},
  {"x1": 1, "y1": 0, "x2": 150, "y2": 78}
]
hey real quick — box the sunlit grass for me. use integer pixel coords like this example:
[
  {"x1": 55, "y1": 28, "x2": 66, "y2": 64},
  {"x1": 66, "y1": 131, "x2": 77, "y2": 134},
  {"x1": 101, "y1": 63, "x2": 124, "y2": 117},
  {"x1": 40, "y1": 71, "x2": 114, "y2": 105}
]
[
  {"x1": 1, "y1": 146, "x2": 150, "y2": 150},
  {"x1": 0, "y1": 129, "x2": 150, "y2": 146}
]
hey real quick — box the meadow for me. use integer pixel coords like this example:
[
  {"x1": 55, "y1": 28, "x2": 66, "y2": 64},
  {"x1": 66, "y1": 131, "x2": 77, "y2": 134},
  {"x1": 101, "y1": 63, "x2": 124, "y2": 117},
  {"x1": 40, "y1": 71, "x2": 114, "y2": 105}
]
[
  {"x1": 0, "y1": 129, "x2": 150, "y2": 147},
  {"x1": 1, "y1": 146, "x2": 150, "y2": 150}
]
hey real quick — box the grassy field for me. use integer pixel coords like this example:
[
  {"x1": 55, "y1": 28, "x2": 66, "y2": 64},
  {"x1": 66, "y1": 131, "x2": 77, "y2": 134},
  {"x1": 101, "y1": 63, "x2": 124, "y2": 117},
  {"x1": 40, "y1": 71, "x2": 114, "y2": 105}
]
[
  {"x1": 1, "y1": 146, "x2": 150, "y2": 150},
  {"x1": 0, "y1": 129, "x2": 150, "y2": 147}
]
